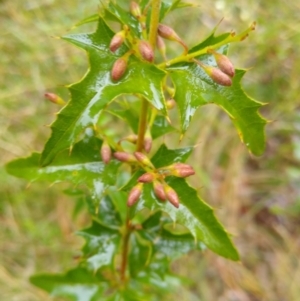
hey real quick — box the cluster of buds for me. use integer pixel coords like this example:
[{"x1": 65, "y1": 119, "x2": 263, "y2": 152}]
[
  {"x1": 113, "y1": 150, "x2": 195, "y2": 208},
  {"x1": 194, "y1": 49, "x2": 235, "y2": 86},
  {"x1": 109, "y1": 1, "x2": 155, "y2": 82}
]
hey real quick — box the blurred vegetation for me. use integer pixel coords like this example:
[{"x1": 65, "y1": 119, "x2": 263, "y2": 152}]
[{"x1": 1, "y1": 0, "x2": 300, "y2": 300}]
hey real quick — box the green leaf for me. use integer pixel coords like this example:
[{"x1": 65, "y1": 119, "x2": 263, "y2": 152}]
[
  {"x1": 141, "y1": 212, "x2": 204, "y2": 260},
  {"x1": 151, "y1": 115, "x2": 176, "y2": 139},
  {"x1": 154, "y1": 228, "x2": 204, "y2": 260},
  {"x1": 74, "y1": 14, "x2": 99, "y2": 27},
  {"x1": 129, "y1": 232, "x2": 152, "y2": 277},
  {"x1": 6, "y1": 134, "x2": 120, "y2": 191},
  {"x1": 77, "y1": 221, "x2": 120, "y2": 271},
  {"x1": 169, "y1": 42, "x2": 267, "y2": 156},
  {"x1": 122, "y1": 145, "x2": 239, "y2": 260},
  {"x1": 103, "y1": 2, "x2": 142, "y2": 38},
  {"x1": 151, "y1": 143, "x2": 193, "y2": 167},
  {"x1": 40, "y1": 18, "x2": 166, "y2": 166},
  {"x1": 30, "y1": 267, "x2": 106, "y2": 301}
]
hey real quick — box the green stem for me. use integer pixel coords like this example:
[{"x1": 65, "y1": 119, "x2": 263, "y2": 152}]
[
  {"x1": 120, "y1": 215, "x2": 131, "y2": 283},
  {"x1": 157, "y1": 22, "x2": 256, "y2": 69},
  {"x1": 136, "y1": 98, "x2": 149, "y2": 151},
  {"x1": 120, "y1": 0, "x2": 162, "y2": 283},
  {"x1": 136, "y1": 0, "x2": 161, "y2": 152},
  {"x1": 148, "y1": 0, "x2": 161, "y2": 49}
]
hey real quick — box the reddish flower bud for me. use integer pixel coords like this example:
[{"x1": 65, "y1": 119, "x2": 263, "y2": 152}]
[
  {"x1": 157, "y1": 24, "x2": 188, "y2": 53},
  {"x1": 153, "y1": 181, "x2": 167, "y2": 201},
  {"x1": 144, "y1": 136, "x2": 152, "y2": 153},
  {"x1": 100, "y1": 141, "x2": 111, "y2": 164},
  {"x1": 111, "y1": 57, "x2": 128, "y2": 81},
  {"x1": 134, "y1": 152, "x2": 155, "y2": 169},
  {"x1": 195, "y1": 60, "x2": 232, "y2": 86},
  {"x1": 138, "y1": 172, "x2": 155, "y2": 183},
  {"x1": 172, "y1": 163, "x2": 192, "y2": 169},
  {"x1": 174, "y1": 168, "x2": 195, "y2": 178},
  {"x1": 130, "y1": 1, "x2": 141, "y2": 18},
  {"x1": 113, "y1": 151, "x2": 136, "y2": 163},
  {"x1": 158, "y1": 24, "x2": 179, "y2": 41},
  {"x1": 166, "y1": 98, "x2": 176, "y2": 110},
  {"x1": 44, "y1": 92, "x2": 66, "y2": 105},
  {"x1": 109, "y1": 31, "x2": 126, "y2": 53},
  {"x1": 160, "y1": 163, "x2": 195, "y2": 178},
  {"x1": 208, "y1": 49, "x2": 235, "y2": 77},
  {"x1": 164, "y1": 185, "x2": 180, "y2": 208},
  {"x1": 127, "y1": 183, "x2": 143, "y2": 206},
  {"x1": 138, "y1": 40, "x2": 154, "y2": 62}
]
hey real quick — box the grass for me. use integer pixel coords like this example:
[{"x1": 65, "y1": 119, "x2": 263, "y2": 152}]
[{"x1": 1, "y1": 0, "x2": 300, "y2": 300}]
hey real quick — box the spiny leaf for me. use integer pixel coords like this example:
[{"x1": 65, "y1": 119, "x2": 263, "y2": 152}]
[
  {"x1": 129, "y1": 232, "x2": 152, "y2": 277},
  {"x1": 141, "y1": 212, "x2": 205, "y2": 260},
  {"x1": 122, "y1": 145, "x2": 239, "y2": 260},
  {"x1": 40, "y1": 18, "x2": 166, "y2": 166},
  {"x1": 6, "y1": 134, "x2": 120, "y2": 192},
  {"x1": 30, "y1": 267, "x2": 107, "y2": 301},
  {"x1": 169, "y1": 40, "x2": 267, "y2": 156},
  {"x1": 77, "y1": 221, "x2": 120, "y2": 271}
]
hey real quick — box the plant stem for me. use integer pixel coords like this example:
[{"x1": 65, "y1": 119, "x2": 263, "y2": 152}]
[
  {"x1": 120, "y1": 215, "x2": 131, "y2": 282},
  {"x1": 136, "y1": 0, "x2": 161, "y2": 152},
  {"x1": 120, "y1": 0, "x2": 162, "y2": 283},
  {"x1": 157, "y1": 22, "x2": 256, "y2": 69},
  {"x1": 136, "y1": 98, "x2": 149, "y2": 151}
]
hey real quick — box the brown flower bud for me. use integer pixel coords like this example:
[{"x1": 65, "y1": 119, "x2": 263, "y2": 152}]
[
  {"x1": 109, "y1": 31, "x2": 126, "y2": 53},
  {"x1": 127, "y1": 183, "x2": 143, "y2": 206},
  {"x1": 208, "y1": 49, "x2": 235, "y2": 77},
  {"x1": 100, "y1": 141, "x2": 111, "y2": 164},
  {"x1": 138, "y1": 172, "x2": 155, "y2": 183},
  {"x1": 44, "y1": 92, "x2": 66, "y2": 105},
  {"x1": 195, "y1": 60, "x2": 232, "y2": 86},
  {"x1": 111, "y1": 57, "x2": 128, "y2": 81},
  {"x1": 134, "y1": 152, "x2": 155, "y2": 169},
  {"x1": 153, "y1": 181, "x2": 167, "y2": 201},
  {"x1": 164, "y1": 185, "x2": 180, "y2": 208},
  {"x1": 166, "y1": 98, "x2": 176, "y2": 110},
  {"x1": 138, "y1": 40, "x2": 154, "y2": 63},
  {"x1": 113, "y1": 151, "x2": 136, "y2": 163},
  {"x1": 130, "y1": 1, "x2": 141, "y2": 18}
]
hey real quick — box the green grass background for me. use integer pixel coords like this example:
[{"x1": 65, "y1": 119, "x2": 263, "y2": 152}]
[{"x1": 1, "y1": 0, "x2": 300, "y2": 300}]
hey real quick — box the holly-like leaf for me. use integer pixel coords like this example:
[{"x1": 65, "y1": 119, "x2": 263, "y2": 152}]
[
  {"x1": 129, "y1": 232, "x2": 152, "y2": 277},
  {"x1": 122, "y1": 145, "x2": 239, "y2": 260},
  {"x1": 40, "y1": 18, "x2": 166, "y2": 166},
  {"x1": 141, "y1": 212, "x2": 204, "y2": 260},
  {"x1": 30, "y1": 267, "x2": 107, "y2": 301},
  {"x1": 77, "y1": 221, "x2": 120, "y2": 271},
  {"x1": 169, "y1": 37, "x2": 267, "y2": 156},
  {"x1": 6, "y1": 134, "x2": 120, "y2": 193}
]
